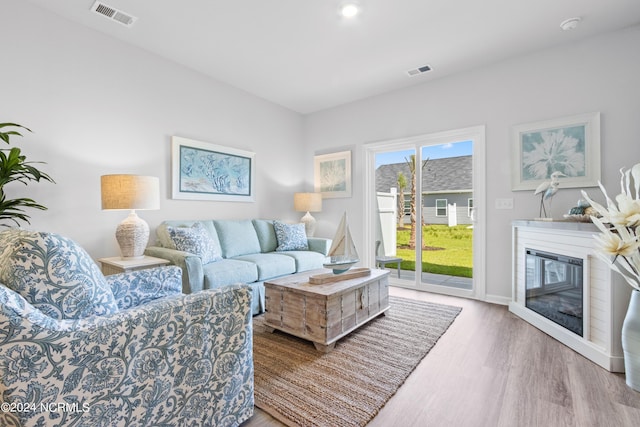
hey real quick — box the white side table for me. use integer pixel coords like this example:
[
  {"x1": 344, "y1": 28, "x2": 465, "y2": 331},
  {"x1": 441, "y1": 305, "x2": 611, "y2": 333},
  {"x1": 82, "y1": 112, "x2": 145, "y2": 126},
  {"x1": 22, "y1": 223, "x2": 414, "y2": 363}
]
[{"x1": 98, "y1": 256, "x2": 170, "y2": 276}]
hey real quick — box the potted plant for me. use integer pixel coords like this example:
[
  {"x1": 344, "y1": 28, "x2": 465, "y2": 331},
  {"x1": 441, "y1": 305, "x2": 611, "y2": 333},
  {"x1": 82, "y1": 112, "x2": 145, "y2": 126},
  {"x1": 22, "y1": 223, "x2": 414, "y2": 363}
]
[{"x1": 0, "y1": 123, "x2": 54, "y2": 226}]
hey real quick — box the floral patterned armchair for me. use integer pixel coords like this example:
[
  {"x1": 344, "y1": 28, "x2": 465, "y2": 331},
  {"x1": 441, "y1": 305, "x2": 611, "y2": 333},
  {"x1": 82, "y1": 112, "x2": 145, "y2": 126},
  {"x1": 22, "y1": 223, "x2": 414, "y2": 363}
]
[{"x1": 0, "y1": 230, "x2": 254, "y2": 426}]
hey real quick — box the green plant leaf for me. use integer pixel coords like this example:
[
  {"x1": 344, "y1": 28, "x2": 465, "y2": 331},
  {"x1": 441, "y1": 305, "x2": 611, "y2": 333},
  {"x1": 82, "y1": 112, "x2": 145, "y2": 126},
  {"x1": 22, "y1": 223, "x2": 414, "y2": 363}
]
[{"x1": 0, "y1": 122, "x2": 53, "y2": 227}]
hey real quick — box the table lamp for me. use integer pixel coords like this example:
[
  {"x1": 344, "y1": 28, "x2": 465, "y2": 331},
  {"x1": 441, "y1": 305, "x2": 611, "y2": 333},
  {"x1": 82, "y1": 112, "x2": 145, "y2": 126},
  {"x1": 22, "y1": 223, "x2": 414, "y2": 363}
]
[
  {"x1": 294, "y1": 192, "x2": 322, "y2": 237},
  {"x1": 101, "y1": 174, "x2": 160, "y2": 259}
]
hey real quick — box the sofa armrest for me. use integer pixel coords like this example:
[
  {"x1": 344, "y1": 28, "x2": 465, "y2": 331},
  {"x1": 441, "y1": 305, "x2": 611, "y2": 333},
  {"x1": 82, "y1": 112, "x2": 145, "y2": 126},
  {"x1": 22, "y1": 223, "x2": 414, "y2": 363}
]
[
  {"x1": 144, "y1": 246, "x2": 205, "y2": 294},
  {"x1": 0, "y1": 284, "x2": 254, "y2": 426},
  {"x1": 308, "y1": 237, "x2": 332, "y2": 256},
  {"x1": 106, "y1": 266, "x2": 183, "y2": 310}
]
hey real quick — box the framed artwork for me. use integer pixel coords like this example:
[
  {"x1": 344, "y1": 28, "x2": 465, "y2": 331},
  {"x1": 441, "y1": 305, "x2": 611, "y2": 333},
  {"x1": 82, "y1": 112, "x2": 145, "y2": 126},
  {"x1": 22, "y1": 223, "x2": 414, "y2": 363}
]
[
  {"x1": 511, "y1": 112, "x2": 600, "y2": 191},
  {"x1": 171, "y1": 136, "x2": 255, "y2": 202},
  {"x1": 314, "y1": 150, "x2": 352, "y2": 198}
]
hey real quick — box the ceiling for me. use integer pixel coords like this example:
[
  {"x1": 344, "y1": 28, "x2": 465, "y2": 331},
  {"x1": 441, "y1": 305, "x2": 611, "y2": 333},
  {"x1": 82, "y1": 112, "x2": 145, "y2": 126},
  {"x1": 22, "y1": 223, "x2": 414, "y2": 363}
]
[{"x1": 24, "y1": 0, "x2": 640, "y2": 114}]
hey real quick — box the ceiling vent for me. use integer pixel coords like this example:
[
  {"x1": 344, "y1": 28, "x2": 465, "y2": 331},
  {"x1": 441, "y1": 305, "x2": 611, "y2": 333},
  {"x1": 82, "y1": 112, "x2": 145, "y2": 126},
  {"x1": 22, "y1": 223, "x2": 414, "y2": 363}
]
[
  {"x1": 91, "y1": 1, "x2": 137, "y2": 28},
  {"x1": 407, "y1": 65, "x2": 432, "y2": 77}
]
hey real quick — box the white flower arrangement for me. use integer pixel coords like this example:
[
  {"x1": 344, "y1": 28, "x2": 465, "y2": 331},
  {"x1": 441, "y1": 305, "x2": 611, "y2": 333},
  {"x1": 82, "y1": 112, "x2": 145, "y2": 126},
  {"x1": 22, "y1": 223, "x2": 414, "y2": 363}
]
[{"x1": 581, "y1": 163, "x2": 640, "y2": 292}]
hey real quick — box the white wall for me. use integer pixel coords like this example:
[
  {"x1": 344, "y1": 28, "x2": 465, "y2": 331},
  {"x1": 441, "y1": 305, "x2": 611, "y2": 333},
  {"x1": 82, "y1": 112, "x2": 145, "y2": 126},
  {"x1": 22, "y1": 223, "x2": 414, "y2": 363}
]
[
  {"x1": 303, "y1": 25, "x2": 640, "y2": 301},
  {"x1": 2, "y1": 1, "x2": 304, "y2": 259},
  {"x1": 4, "y1": 1, "x2": 640, "y2": 302}
]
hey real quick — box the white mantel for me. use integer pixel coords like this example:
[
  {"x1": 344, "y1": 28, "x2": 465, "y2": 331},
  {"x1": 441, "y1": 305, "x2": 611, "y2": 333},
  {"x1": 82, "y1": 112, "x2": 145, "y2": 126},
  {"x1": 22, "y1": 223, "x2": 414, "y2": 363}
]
[{"x1": 510, "y1": 220, "x2": 631, "y2": 372}]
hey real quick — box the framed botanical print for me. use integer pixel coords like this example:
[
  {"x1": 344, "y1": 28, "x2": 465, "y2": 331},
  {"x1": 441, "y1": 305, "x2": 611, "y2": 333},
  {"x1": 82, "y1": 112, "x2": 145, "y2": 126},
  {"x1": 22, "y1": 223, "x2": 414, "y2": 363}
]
[{"x1": 511, "y1": 112, "x2": 600, "y2": 191}]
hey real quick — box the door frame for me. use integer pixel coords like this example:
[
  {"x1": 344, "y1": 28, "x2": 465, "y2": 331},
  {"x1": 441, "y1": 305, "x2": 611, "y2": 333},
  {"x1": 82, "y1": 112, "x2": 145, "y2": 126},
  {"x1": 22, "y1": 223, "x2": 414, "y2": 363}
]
[{"x1": 363, "y1": 125, "x2": 486, "y2": 300}]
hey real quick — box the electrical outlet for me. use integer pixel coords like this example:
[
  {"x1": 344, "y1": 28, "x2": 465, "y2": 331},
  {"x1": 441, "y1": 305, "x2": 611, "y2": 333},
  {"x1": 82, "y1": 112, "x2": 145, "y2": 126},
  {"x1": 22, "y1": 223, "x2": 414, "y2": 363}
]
[{"x1": 495, "y1": 198, "x2": 514, "y2": 209}]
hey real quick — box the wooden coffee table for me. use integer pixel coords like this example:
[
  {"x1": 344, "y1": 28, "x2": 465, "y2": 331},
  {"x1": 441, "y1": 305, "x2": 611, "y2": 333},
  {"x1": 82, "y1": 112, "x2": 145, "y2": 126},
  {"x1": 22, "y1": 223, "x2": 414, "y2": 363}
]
[{"x1": 264, "y1": 268, "x2": 390, "y2": 352}]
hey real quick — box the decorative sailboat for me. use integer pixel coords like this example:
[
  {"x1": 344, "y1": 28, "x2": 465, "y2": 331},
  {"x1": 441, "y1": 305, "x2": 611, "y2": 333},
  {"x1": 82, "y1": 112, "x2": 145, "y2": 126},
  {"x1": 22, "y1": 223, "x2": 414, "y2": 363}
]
[
  {"x1": 309, "y1": 212, "x2": 371, "y2": 284},
  {"x1": 324, "y1": 212, "x2": 359, "y2": 273}
]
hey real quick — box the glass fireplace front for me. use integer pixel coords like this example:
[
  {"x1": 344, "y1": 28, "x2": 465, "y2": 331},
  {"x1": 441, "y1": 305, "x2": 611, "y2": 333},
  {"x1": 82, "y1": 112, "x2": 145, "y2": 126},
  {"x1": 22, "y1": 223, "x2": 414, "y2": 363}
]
[{"x1": 525, "y1": 248, "x2": 584, "y2": 336}]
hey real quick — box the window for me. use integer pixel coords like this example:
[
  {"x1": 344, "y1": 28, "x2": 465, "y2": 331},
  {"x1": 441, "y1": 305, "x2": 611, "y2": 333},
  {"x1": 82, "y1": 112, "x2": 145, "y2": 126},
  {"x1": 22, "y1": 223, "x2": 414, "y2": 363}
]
[
  {"x1": 436, "y1": 199, "x2": 447, "y2": 217},
  {"x1": 468, "y1": 198, "x2": 474, "y2": 217},
  {"x1": 403, "y1": 199, "x2": 411, "y2": 216}
]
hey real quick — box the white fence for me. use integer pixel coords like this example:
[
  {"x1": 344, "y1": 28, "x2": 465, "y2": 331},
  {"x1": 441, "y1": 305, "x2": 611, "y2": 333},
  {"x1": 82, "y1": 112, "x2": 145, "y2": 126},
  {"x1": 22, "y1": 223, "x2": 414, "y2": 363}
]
[{"x1": 376, "y1": 190, "x2": 398, "y2": 257}]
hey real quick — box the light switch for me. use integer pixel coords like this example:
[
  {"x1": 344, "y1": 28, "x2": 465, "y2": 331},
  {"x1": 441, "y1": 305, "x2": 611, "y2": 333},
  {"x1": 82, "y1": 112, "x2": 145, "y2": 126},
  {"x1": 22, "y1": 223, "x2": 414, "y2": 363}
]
[{"x1": 495, "y1": 198, "x2": 514, "y2": 209}]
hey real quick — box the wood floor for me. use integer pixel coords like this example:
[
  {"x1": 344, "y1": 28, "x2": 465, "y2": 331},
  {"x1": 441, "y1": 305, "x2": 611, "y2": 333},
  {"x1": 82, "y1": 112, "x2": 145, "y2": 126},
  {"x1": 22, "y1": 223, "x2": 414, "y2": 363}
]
[{"x1": 242, "y1": 287, "x2": 640, "y2": 427}]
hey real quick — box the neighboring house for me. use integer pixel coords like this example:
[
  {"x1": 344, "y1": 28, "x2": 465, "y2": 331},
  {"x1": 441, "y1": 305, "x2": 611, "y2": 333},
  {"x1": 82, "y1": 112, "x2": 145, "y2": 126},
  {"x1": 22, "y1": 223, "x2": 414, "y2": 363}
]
[{"x1": 376, "y1": 155, "x2": 473, "y2": 225}]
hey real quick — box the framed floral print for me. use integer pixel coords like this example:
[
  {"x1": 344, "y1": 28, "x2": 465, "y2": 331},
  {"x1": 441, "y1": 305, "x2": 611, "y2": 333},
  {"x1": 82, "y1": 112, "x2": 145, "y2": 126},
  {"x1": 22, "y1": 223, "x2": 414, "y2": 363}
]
[{"x1": 511, "y1": 112, "x2": 601, "y2": 191}]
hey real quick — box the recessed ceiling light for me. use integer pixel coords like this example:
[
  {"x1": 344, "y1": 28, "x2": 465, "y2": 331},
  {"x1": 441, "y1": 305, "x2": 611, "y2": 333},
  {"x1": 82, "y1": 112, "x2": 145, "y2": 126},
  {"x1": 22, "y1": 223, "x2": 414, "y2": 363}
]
[
  {"x1": 560, "y1": 17, "x2": 581, "y2": 31},
  {"x1": 339, "y1": 2, "x2": 361, "y2": 18}
]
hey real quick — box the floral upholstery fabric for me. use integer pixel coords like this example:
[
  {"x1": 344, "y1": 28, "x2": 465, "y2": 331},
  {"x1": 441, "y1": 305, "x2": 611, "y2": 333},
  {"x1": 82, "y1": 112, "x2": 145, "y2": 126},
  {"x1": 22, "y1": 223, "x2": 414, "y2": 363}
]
[
  {"x1": 166, "y1": 222, "x2": 222, "y2": 264},
  {"x1": 0, "y1": 230, "x2": 118, "y2": 320},
  {"x1": 0, "y1": 281, "x2": 254, "y2": 426},
  {"x1": 273, "y1": 220, "x2": 309, "y2": 251},
  {"x1": 107, "y1": 266, "x2": 182, "y2": 310}
]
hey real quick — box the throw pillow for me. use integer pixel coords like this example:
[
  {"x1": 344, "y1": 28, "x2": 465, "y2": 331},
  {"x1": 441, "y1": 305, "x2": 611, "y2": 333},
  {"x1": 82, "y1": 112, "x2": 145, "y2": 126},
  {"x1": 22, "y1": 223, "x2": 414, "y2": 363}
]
[
  {"x1": 273, "y1": 220, "x2": 308, "y2": 251},
  {"x1": 0, "y1": 230, "x2": 119, "y2": 320},
  {"x1": 167, "y1": 222, "x2": 222, "y2": 264}
]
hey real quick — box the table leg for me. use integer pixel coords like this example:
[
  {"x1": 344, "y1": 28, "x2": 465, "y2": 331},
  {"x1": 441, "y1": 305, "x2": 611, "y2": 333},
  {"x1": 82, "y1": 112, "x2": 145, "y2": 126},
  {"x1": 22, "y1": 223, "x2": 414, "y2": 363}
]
[{"x1": 313, "y1": 342, "x2": 336, "y2": 353}]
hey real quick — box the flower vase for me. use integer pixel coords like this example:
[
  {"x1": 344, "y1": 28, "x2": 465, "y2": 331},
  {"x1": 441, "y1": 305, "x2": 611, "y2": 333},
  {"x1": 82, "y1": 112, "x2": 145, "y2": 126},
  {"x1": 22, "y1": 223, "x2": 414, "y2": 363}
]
[{"x1": 622, "y1": 290, "x2": 640, "y2": 392}]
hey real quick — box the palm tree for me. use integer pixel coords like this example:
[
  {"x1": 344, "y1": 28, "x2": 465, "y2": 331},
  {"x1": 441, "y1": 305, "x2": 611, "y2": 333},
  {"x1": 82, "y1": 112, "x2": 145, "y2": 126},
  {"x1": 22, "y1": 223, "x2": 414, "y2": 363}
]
[
  {"x1": 396, "y1": 171, "x2": 406, "y2": 227},
  {"x1": 404, "y1": 155, "x2": 429, "y2": 249},
  {"x1": 405, "y1": 155, "x2": 418, "y2": 248},
  {"x1": 0, "y1": 123, "x2": 54, "y2": 226}
]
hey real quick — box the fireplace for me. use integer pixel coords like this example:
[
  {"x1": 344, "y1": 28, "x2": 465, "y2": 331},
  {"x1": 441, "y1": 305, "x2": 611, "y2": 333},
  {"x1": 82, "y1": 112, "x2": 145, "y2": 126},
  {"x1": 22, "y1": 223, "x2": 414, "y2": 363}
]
[
  {"x1": 510, "y1": 220, "x2": 631, "y2": 372},
  {"x1": 525, "y1": 249, "x2": 583, "y2": 336}
]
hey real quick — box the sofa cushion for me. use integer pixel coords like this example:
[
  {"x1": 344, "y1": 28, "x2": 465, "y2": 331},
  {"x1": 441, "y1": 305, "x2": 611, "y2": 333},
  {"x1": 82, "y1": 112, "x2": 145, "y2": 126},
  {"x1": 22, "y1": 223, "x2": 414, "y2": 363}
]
[
  {"x1": 233, "y1": 253, "x2": 296, "y2": 280},
  {"x1": 157, "y1": 221, "x2": 221, "y2": 250},
  {"x1": 202, "y1": 259, "x2": 258, "y2": 289},
  {"x1": 214, "y1": 220, "x2": 261, "y2": 258},
  {"x1": 278, "y1": 250, "x2": 327, "y2": 272},
  {"x1": 273, "y1": 220, "x2": 308, "y2": 251},
  {"x1": 252, "y1": 219, "x2": 278, "y2": 253},
  {"x1": 0, "y1": 230, "x2": 119, "y2": 320},
  {"x1": 166, "y1": 223, "x2": 222, "y2": 264}
]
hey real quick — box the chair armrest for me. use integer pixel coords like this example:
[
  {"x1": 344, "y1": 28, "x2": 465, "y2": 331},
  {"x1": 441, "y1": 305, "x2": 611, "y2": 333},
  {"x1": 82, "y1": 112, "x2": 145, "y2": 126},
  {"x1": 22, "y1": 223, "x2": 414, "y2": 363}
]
[
  {"x1": 0, "y1": 284, "x2": 254, "y2": 426},
  {"x1": 144, "y1": 246, "x2": 205, "y2": 294},
  {"x1": 106, "y1": 266, "x2": 183, "y2": 310},
  {"x1": 308, "y1": 237, "x2": 332, "y2": 256}
]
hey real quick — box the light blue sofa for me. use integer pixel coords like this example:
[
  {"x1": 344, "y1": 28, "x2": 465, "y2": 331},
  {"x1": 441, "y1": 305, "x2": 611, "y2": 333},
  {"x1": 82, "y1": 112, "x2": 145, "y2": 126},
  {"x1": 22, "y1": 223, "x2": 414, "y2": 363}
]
[
  {"x1": 145, "y1": 219, "x2": 331, "y2": 315},
  {"x1": 0, "y1": 229, "x2": 254, "y2": 427}
]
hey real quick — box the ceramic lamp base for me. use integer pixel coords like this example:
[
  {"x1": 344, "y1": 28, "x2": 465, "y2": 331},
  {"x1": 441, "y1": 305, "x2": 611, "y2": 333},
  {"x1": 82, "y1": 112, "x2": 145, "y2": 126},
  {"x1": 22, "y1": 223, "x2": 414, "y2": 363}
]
[
  {"x1": 300, "y1": 211, "x2": 317, "y2": 237},
  {"x1": 115, "y1": 210, "x2": 149, "y2": 259}
]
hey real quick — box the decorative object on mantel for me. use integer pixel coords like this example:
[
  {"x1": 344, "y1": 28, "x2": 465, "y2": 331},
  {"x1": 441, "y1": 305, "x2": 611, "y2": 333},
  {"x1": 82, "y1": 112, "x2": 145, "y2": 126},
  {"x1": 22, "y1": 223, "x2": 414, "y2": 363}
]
[
  {"x1": 101, "y1": 174, "x2": 160, "y2": 259},
  {"x1": 582, "y1": 162, "x2": 640, "y2": 391},
  {"x1": 293, "y1": 192, "x2": 322, "y2": 237},
  {"x1": 315, "y1": 211, "x2": 366, "y2": 278},
  {"x1": 534, "y1": 170, "x2": 565, "y2": 219},
  {"x1": 0, "y1": 123, "x2": 55, "y2": 227},
  {"x1": 563, "y1": 198, "x2": 599, "y2": 222}
]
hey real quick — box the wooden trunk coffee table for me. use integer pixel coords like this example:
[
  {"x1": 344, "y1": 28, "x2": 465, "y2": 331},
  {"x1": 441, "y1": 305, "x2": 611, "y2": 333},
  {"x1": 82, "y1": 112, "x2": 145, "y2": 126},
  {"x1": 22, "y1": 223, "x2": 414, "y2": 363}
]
[{"x1": 264, "y1": 268, "x2": 390, "y2": 352}]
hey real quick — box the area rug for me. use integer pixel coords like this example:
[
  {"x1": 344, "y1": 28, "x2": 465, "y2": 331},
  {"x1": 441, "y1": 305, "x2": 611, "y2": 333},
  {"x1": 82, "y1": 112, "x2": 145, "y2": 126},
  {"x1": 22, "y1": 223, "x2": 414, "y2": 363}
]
[{"x1": 252, "y1": 296, "x2": 462, "y2": 427}]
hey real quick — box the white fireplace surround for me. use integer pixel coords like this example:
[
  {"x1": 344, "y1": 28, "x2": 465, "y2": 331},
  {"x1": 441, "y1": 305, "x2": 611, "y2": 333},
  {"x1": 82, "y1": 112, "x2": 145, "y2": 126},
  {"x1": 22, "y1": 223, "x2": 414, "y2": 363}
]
[{"x1": 510, "y1": 220, "x2": 631, "y2": 372}]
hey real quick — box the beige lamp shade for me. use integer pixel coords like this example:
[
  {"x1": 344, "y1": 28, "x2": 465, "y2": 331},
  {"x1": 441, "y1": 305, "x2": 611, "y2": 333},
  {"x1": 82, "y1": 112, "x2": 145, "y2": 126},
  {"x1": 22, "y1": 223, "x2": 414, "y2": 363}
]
[
  {"x1": 101, "y1": 175, "x2": 160, "y2": 210},
  {"x1": 294, "y1": 192, "x2": 322, "y2": 213},
  {"x1": 101, "y1": 175, "x2": 160, "y2": 259}
]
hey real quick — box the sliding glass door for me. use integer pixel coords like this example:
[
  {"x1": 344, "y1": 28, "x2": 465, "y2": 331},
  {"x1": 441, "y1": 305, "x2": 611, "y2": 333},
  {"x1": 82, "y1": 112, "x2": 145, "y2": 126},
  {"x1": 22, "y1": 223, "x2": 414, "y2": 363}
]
[{"x1": 366, "y1": 127, "x2": 485, "y2": 299}]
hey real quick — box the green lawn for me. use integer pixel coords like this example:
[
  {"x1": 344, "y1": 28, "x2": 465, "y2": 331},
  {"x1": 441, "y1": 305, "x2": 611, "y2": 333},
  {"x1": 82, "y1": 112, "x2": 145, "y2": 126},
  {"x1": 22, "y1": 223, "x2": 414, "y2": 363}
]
[{"x1": 395, "y1": 225, "x2": 473, "y2": 278}]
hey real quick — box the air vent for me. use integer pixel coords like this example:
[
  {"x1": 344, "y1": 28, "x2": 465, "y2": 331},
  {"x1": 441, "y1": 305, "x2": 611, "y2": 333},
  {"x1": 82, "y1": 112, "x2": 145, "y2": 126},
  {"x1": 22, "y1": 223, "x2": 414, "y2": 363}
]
[
  {"x1": 407, "y1": 65, "x2": 432, "y2": 77},
  {"x1": 91, "y1": 1, "x2": 137, "y2": 27}
]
